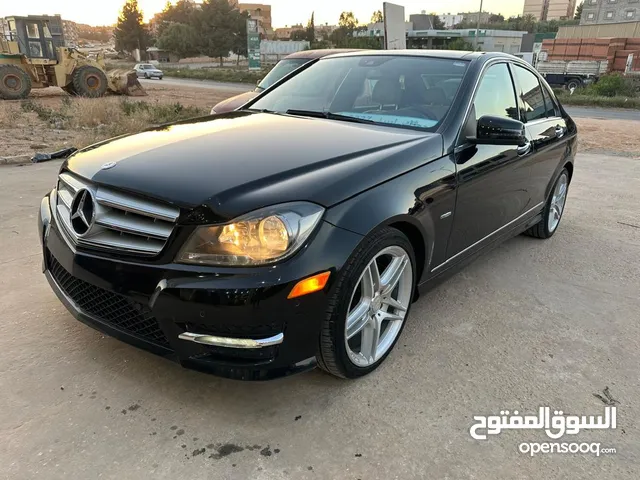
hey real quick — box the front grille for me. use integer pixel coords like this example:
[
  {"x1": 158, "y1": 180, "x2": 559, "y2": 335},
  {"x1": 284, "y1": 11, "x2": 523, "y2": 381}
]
[
  {"x1": 48, "y1": 254, "x2": 170, "y2": 348},
  {"x1": 56, "y1": 171, "x2": 179, "y2": 256}
]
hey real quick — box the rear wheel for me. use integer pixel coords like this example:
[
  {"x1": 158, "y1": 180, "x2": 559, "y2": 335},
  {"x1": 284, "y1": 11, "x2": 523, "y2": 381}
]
[
  {"x1": 566, "y1": 78, "x2": 581, "y2": 90},
  {"x1": 524, "y1": 169, "x2": 569, "y2": 239},
  {"x1": 317, "y1": 227, "x2": 416, "y2": 379},
  {"x1": 72, "y1": 66, "x2": 108, "y2": 98},
  {"x1": 0, "y1": 65, "x2": 32, "y2": 100}
]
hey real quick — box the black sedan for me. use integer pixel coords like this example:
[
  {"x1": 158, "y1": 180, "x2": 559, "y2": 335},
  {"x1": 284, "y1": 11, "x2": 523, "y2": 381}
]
[{"x1": 38, "y1": 51, "x2": 576, "y2": 380}]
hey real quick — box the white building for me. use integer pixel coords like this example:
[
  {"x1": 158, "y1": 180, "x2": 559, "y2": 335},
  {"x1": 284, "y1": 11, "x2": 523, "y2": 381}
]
[{"x1": 439, "y1": 14, "x2": 464, "y2": 28}]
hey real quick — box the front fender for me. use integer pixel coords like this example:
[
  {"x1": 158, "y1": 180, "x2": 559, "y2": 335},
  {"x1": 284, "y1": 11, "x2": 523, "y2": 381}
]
[{"x1": 324, "y1": 155, "x2": 457, "y2": 282}]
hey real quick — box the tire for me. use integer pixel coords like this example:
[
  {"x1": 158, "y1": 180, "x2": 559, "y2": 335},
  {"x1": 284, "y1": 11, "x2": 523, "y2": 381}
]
[
  {"x1": 158, "y1": 76, "x2": 163, "y2": 80},
  {"x1": 72, "y1": 66, "x2": 108, "y2": 98},
  {"x1": 566, "y1": 78, "x2": 581, "y2": 90},
  {"x1": 145, "y1": 73, "x2": 150, "y2": 79},
  {"x1": 524, "y1": 168, "x2": 570, "y2": 239},
  {"x1": 0, "y1": 65, "x2": 32, "y2": 100},
  {"x1": 317, "y1": 227, "x2": 416, "y2": 379},
  {"x1": 62, "y1": 84, "x2": 77, "y2": 96}
]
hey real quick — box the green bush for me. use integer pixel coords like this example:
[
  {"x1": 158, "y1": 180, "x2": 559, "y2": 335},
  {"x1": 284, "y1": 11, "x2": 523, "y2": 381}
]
[
  {"x1": 584, "y1": 73, "x2": 636, "y2": 97},
  {"x1": 162, "y1": 67, "x2": 270, "y2": 84}
]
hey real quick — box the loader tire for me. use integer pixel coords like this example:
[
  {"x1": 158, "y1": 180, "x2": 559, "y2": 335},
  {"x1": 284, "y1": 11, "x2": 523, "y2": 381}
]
[
  {"x1": 62, "y1": 84, "x2": 78, "y2": 96},
  {"x1": 72, "y1": 66, "x2": 108, "y2": 98},
  {"x1": 0, "y1": 65, "x2": 32, "y2": 100}
]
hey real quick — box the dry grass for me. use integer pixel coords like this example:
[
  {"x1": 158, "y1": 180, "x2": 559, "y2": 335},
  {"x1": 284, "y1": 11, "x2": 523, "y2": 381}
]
[
  {"x1": 0, "y1": 103, "x2": 20, "y2": 127},
  {"x1": 574, "y1": 118, "x2": 640, "y2": 158}
]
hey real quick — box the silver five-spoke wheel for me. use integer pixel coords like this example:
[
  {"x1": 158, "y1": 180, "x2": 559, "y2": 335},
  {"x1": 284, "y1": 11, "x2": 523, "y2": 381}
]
[
  {"x1": 345, "y1": 246, "x2": 413, "y2": 367},
  {"x1": 548, "y1": 172, "x2": 568, "y2": 233}
]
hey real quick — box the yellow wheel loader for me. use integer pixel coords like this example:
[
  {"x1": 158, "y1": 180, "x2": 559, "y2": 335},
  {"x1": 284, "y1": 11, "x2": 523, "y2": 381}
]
[{"x1": 0, "y1": 16, "x2": 145, "y2": 100}]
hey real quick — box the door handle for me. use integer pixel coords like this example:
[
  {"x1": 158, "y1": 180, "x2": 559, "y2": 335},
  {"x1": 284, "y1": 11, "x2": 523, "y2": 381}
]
[
  {"x1": 517, "y1": 140, "x2": 532, "y2": 156},
  {"x1": 555, "y1": 126, "x2": 565, "y2": 138}
]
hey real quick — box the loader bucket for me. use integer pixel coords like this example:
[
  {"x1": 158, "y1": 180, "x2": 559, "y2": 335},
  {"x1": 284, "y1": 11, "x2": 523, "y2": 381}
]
[{"x1": 107, "y1": 69, "x2": 147, "y2": 96}]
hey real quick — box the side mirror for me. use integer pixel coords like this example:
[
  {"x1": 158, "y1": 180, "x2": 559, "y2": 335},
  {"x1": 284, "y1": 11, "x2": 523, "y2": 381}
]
[{"x1": 468, "y1": 115, "x2": 526, "y2": 146}]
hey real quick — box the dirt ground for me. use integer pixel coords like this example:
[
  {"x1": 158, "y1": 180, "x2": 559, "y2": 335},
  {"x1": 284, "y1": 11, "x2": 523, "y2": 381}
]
[{"x1": 1, "y1": 85, "x2": 639, "y2": 159}]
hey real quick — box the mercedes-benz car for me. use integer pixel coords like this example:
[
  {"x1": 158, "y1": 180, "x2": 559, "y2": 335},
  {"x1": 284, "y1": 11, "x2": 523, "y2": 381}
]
[
  {"x1": 134, "y1": 63, "x2": 164, "y2": 80},
  {"x1": 39, "y1": 51, "x2": 576, "y2": 380},
  {"x1": 210, "y1": 49, "x2": 360, "y2": 114}
]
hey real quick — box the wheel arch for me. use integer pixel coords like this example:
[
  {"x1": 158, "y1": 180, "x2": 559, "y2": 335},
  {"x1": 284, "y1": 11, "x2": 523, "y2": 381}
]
[{"x1": 388, "y1": 220, "x2": 426, "y2": 286}]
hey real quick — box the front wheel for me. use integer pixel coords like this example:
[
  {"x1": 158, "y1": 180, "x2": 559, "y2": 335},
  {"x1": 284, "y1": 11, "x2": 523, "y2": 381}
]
[
  {"x1": 566, "y1": 78, "x2": 581, "y2": 90},
  {"x1": 524, "y1": 168, "x2": 570, "y2": 239},
  {"x1": 317, "y1": 227, "x2": 416, "y2": 379}
]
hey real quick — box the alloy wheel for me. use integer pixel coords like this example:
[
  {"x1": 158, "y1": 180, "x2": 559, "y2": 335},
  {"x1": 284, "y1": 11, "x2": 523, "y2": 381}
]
[
  {"x1": 548, "y1": 173, "x2": 568, "y2": 232},
  {"x1": 345, "y1": 246, "x2": 413, "y2": 367}
]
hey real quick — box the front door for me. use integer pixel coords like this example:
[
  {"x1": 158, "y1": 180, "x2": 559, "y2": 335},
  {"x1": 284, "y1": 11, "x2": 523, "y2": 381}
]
[{"x1": 443, "y1": 62, "x2": 533, "y2": 262}]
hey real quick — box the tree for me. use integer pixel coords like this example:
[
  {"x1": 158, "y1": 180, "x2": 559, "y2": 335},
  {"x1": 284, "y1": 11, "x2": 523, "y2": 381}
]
[
  {"x1": 431, "y1": 14, "x2": 446, "y2": 30},
  {"x1": 157, "y1": 0, "x2": 197, "y2": 36},
  {"x1": 371, "y1": 10, "x2": 383, "y2": 23},
  {"x1": 156, "y1": 23, "x2": 198, "y2": 59},
  {"x1": 574, "y1": 2, "x2": 583, "y2": 20},
  {"x1": 488, "y1": 14, "x2": 504, "y2": 23},
  {"x1": 114, "y1": 0, "x2": 150, "y2": 54},
  {"x1": 446, "y1": 38, "x2": 474, "y2": 51},
  {"x1": 290, "y1": 29, "x2": 308, "y2": 41},
  {"x1": 232, "y1": 10, "x2": 251, "y2": 63},
  {"x1": 306, "y1": 11, "x2": 315, "y2": 43},
  {"x1": 339, "y1": 11, "x2": 358, "y2": 31},
  {"x1": 194, "y1": 0, "x2": 244, "y2": 66}
]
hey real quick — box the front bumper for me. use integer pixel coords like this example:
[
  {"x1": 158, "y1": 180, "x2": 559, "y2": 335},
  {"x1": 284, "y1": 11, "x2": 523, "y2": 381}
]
[{"x1": 39, "y1": 192, "x2": 363, "y2": 380}]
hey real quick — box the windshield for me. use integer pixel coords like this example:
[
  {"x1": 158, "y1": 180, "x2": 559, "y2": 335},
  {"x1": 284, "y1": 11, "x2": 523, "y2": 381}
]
[
  {"x1": 257, "y1": 58, "x2": 309, "y2": 90},
  {"x1": 250, "y1": 55, "x2": 469, "y2": 131},
  {"x1": 142, "y1": 64, "x2": 155, "y2": 70}
]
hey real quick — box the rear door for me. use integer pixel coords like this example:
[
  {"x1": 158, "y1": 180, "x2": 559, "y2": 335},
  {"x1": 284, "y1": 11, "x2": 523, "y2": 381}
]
[{"x1": 510, "y1": 64, "x2": 569, "y2": 207}]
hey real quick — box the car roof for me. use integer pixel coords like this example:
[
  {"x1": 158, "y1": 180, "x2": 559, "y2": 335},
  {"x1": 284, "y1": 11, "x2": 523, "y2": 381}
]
[
  {"x1": 284, "y1": 48, "x2": 364, "y2": 60},
  {"x1": 318, "y1": 49, "x2": 515, "y2": 62}
]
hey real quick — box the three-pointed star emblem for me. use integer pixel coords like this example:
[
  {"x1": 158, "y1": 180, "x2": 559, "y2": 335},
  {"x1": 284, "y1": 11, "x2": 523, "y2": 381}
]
[{"x1": 70, "y1": 189, "x2": 94, "y2": 235}]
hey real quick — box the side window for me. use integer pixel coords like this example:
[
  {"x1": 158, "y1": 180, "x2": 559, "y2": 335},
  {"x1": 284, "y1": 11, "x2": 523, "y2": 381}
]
[
  {"x1": 473, "y1": 63, "x2": 519, "y2": 121},
  {"x1": 512, "y1": 65, "x2": 546, "y2": 122}
]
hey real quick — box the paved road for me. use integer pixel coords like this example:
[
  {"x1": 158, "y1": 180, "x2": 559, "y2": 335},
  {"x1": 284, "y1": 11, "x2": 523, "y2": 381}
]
[
  {"x1": 1, "y1": 154, "x2": 639, "y2": 479},
  {"x1": 141, "y1": 76, "x2": 254, "y2": 94},
  {"x1": 564, "y1": 106, "x2": 640, "y2": 121},
  {"x1": 154, "y1": 76, "x2": 640, "y2": 121}
]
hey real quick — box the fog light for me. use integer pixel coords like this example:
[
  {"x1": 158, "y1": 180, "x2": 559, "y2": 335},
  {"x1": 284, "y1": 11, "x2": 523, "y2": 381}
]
[{"x1": 288, "y1": 271, "x2": 331, "y2": 299}]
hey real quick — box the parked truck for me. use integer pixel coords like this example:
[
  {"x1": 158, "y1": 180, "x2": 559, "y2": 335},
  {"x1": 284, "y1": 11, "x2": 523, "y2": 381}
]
[{"x1": 535, "y1": 59, "x2": 609, "y2": 90}]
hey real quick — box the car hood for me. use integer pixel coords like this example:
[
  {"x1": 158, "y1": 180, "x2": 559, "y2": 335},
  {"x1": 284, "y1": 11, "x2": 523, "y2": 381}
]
[
  {"x1": 212, "y1": 91, "x2": 258, "y2": 113},
  {"x1": 64, "y1": 111, "x2": 442, "y2": 222}
]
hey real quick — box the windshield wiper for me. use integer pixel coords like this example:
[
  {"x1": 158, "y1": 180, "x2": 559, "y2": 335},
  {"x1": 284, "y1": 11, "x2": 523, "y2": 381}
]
[{"x1": 285, "y1": 109, "x2": 377, "y2": 125}]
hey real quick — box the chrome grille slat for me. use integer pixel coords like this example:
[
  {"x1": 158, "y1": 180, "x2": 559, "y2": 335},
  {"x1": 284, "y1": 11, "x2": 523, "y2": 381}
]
[
  {"x1": 96, "y1": 189, "x2": 179, "y2": 223},
  {"x1": 55, "y1": 172, "x2": 179, "y2": 256},
  {"x1": 58, "y1": 172, "x2": 84, "y2": 193},
  {"x1": 58, "y1": 189, "x2": 73, "y2": 209},
  {"x1": 96, "y1": 211, "x2": 173, "y2": 240}
]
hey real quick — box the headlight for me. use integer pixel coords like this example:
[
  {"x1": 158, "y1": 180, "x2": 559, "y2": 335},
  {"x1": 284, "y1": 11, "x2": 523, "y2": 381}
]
[{"x1": 177, "y1": 202, "x2": 324, "y2": 266}]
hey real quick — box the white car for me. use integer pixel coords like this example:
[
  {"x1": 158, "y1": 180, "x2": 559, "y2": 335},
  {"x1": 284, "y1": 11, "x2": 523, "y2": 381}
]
[{"x1": 134, "y1": 64, "x2": 163, "y2": 80}]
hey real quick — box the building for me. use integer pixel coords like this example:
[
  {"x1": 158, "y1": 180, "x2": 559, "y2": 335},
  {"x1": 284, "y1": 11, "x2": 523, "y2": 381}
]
[
  {"x1": 356, "y1": 23, "x2": 528, "y2": 53},
  {"x1": 273, "y1": 24, "x2": 304, "y2": 39},
  {"x1": 238, "y1": 3, "x2": 273, "y2": 36},
  {"x1": 547, "y1": 0, "x2": 577, "y2": 19},
  {"x1": 523, "y1": 0, "x2": 576, "y2": 20},
  {"x1": 580, "y1": 0, "x2": 640, "y2": 24},
  {"x1": 459, "y1": 11, "x2": 492, "y2": 24},
  {"x1": 523, "y1": 0, "x2": 548, "y2": 20},
  {"x1": 439, "y1": 14, "x2": 464, "y2": 28}
]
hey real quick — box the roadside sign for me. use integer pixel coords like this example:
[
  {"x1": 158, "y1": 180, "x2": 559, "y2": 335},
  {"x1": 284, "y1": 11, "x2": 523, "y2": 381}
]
[{"x1": 247, "y1": 19, "x2": 261, "y2": 71}]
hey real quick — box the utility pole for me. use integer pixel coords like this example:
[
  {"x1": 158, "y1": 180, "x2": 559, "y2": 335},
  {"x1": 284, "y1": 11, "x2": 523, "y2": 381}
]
[{"x1": 475, "y1": 0, "x2": 484, "y2": 50}]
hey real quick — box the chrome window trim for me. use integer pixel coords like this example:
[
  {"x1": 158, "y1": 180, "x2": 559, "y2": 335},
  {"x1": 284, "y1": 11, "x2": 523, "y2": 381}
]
[{"x1": 431, "y1": 201, "x2": 544, "y2": 273}]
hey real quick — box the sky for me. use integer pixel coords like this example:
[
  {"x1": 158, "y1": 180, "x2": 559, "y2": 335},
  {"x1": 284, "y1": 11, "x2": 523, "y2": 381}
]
[{"x1": 1, "y1": 0, "x2": 526, "y2": 27}]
